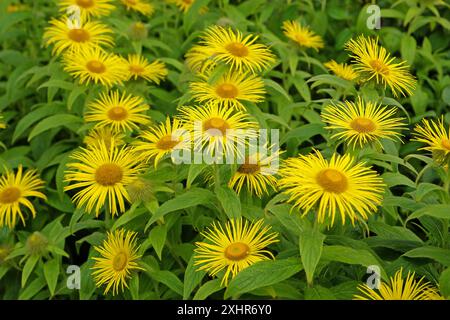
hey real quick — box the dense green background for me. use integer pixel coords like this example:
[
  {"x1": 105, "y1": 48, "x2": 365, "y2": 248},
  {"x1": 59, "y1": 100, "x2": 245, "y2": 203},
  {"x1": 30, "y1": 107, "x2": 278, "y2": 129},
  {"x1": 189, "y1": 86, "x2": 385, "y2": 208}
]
[{"x1": 0, "y1": 0, "x2": 450, "y2": 300}]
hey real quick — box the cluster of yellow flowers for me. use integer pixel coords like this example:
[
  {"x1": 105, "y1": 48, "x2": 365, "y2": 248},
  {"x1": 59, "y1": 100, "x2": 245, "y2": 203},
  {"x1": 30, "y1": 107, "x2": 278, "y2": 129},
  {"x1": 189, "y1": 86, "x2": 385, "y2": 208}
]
[{"x1": 1, "y1": 2, "x2": 449, "y2": 299}]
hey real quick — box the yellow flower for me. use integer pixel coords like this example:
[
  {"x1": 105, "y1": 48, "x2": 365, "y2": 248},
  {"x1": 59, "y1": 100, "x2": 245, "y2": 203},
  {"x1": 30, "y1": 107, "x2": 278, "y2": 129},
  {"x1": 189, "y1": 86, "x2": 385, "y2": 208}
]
[
  {"x1": 354, "y1": 268, "x2": 443, "y2": 300},
  {"x1": 92, "y1": 229, "x2": 143, "y2": 295},
  {"x1": 134, "y1": 117, "x2": 190, "y2": 167},
  {"x1": 194, "y1": 218, "x2": 278, "y2": 286},
  {"x1": 44, "y1": 17, "x2": 114, "y2": 56},
  {"x1": 85, "y1": 90, "x2": 151, "y2": 132},
  {"x1": 120, "y1": 0, "x2": 154, "y2": 16},
  {"x1": 345, "y1": 35, "x2": 416, "y2": 97},
  {"x1": 64, "y1": 141, "x2": 145, "y2": 216},
  {"x1": 278, "y1": 150, "x2": 385, "y2": 226},
  {"x1": 228, "y1": 150, "x2": 280, "y2": 197},
  {"x1": 0, "y1": 166, "x2": 46, "y2": 229},
  {"x1": 324, "y1": 60, "x2": 358, "y2": 81},
  {"x1": 413, "y1": 117, "x2": 450, "y2": 164},
  {"x1": 84, "y1": 127, "x2": 125, "y2": 149},
  {"x1": 58, "y1": 0, "x2": 115, "y2": 20},
  {"x1": 125, "y1": 54, "x2": 168, "y2": 84},
  {"x1": 63, "y1": 46, "x2": 128, "y2": 87},
  {"x1": 321, "y1": 97, "x2": 406, "y2": 149},
  {"x1": 190, "y1": 71, "x2": 266, "y2": 110},
  {"x1": 170, "y1": 0, "x2": 195, "y2": 12},
  {"x1": 282, "y1": 20, "x2": 324, "y2": 51},
  {"x1": 178, "y1": 103, "x2": 258, "y2": 158},
  {"x1": 186, "y1": 25, "x2": 275, "y2": 73},
  {"x1": 0, "y1": 115, "x2": 6, "y2": 129}
]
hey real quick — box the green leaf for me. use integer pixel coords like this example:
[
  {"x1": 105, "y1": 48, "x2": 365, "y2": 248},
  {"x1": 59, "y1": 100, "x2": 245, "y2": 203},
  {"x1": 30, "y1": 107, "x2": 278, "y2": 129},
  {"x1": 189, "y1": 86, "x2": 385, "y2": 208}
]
[
  {"x1": 439, "y1": 268, "x2": 450, "y2": 299},
  {"x1": 147, "y1": 269, "x2": 183, "y2": 296},
  {"x1": 215, "y1": 186, "x2": 242, "y2": 219},
  {"x1": 193, "y1": 279, "x2": 222, "y2": 300},
  {"x1": 225, "y1": 258, "x2": 303, "y2": 298},
  {"x1": 129, "y1": 274, "x2": 139, "y2": 300},
  {"x1": 304, "y1": 285, "x2": 336, "y2": 300},
  {"x1": 183, "y1": 254, "x2": 206, "y2": 299},
  {"x1": 187, "y1": 164, "x2": 208, "y2": 188},
  {"x1": 280, "y1": 123, "x2": 326, "y2": 144},
  {"x1": 321, "y1": 246, "x2": 387, "y2": 280},
  {"x1": 145, "y1": 188, "x2": 214, "y2": 230},
  {"x1": 43, "y1": 259, "x2": 59, "y2": 297},
  {"x1": 149, "y1": 224, "x2": 167, "y2": 260},
  {"x1": 111, "y1": 202, "x2": 143, "y2": 231},
  {"x1": 299, "y1": 228, "x2": 326, "y2": 285},
  {"x1": 28, "y1": 114, "x2": 83, "y2": 141},
  {"x1": 264, "y1": 79, "x2": 292, "y2": 102},
  {"x1": 403, "y1": 246, "x2": 450, "y2": 266},
  {"x1": 22, "y1": 255, "x2": 40, "y2": 288},
  {"x1": 407, "y1": 204, "x2": 450, "y2": 221},
  {"x1": 401, "y1": 34, "x2": 416, "y2": 66},
  {"x1": 19, "y1": 277, "x2": 46, "y2": 300}
]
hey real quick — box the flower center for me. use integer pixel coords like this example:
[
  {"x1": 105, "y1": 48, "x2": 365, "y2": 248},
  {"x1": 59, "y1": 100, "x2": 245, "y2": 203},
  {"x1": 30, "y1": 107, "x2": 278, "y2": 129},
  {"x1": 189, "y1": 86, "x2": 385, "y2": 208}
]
[
  {"x1": 67, "y1": 28, "x2": 90, "y2": 42},
  {"x1": 224, "y1": 242, "x2": 249, "y2": 261},
  {"x1": 107, "y1": 106, "x2": 128, "y2": 121},
  {"x1": 350, "y1": 117, "x2": 377, "y2": 133},
  {"x1": 129, "y1": 64, "x2": 145, "y2": 74},
  {"x1": 0, "y1": 187, "x2": 21, "y2": 204},
  {"x1": 112, "y1": 252, "x2": 128, "y2": 271},
  {"x1": 203, "y1": 117, "x2": 230, "y2": 136},
  {"x1": 156, "y1": 135, "x2": 180, "y2": 150},
  {"x1": 316, "y1": 169, "x2": 348, "y2": 193},
  {"x1": 86, "y1": 60, "x2": 106, "y2": 74},
  {"x1": 216, "y1": 83, "x2": 239, "y2": 99},
  {"x1": 124, "y1": 0, "x2": 137, "y2": 5},
  {"x1": 225, "y1": 42, "x2": 249, "y2": 57},
  {"x1": 441, "y1": 139, "x2": 450, "y2": 151},
  {"x1": 369, "y1": 59, "x2": 389, "y2": 75},
  {"x1": 76, "y1": 0, "x2": 94, "y2": 8},
  {"x1": 95, "y1": 163, "x2": 123, "y2": 186},
  {"x1": 295, "y1": 34, "x2": 307, "y2": 45},
  {"x1": 238, "y1": 157, "x2": 260, "y2": 174}
]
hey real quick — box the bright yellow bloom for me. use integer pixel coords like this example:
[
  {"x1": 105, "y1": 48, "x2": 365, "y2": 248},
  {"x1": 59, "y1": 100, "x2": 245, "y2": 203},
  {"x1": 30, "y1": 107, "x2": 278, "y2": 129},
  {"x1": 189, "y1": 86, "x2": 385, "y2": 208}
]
[
  {"x1": 63, "y1": 46, "x2": 128, "y2": 87},
  {"x1": 278, "y1": 150, "x2": 385, "y2": 226},
  {"x1": 134, "y1": 117, "x2": 190, "y2": 167},
  {"x1": 413, "y1": 117, "x2": 450, "y2": 164},
  {"x1": 170, "y1": 0, "x2": 195, "y2": 12},
  {"x1": 84, "y1": 127, "x2": 125, "y2": 149},
  {"x1": 282, "y1": 20, "x2": 324, "y2": 51},
  {"x1": 178, "y1": 103, "x2": 258, "y2": 158},
  {"x1": 228, "y1": 150, "x2": 280, "y2": 197},
  {"x1": 85, "y1": 90, "x2": 151, "y2": 132},
  {"x1": 92, "y1": 229, "x2": 143, "y2": 295},
  {"x1": 324, "y1": 60, "x2": 358, "y2": 81},
  {"x1": 125, "y1": 54, "x2": 168, "y2": 84},
  {"x1": 345, "y1": 35, "x2": 416, "y2": 97},
  {"x1": 58, "y1": 0, "x2": 115, "y2": 20},
  {"x1": 186, "y1": 25, "x2": 275, "y2": 73},
  {"x1": 321, "y1": 97, "x2": 406, "y2": 148},
  {"x1": 120, "y1": 0, "x2": 154, "y2": 15},
  {"x1": 44, "y1": 17, "x2": 114, "y2": 56},
  {"x1": 0, "y1": 166, "x2": 46, "y2": 229},
  {"x1": 354, "y1": 268, "x2": 443, "y2": 300},
  {"x1": 64, "y1": 141, "x2": 145, "y2": 216},
  {"x1": 194, "y1": 218, "x2": 278, "y2": 286},
  {"x1": 190, "y1": 71, "x2": 265, "y2": 110},
  {"x1": 0, "y1": 115, "x2": 5, "y2": 129}
]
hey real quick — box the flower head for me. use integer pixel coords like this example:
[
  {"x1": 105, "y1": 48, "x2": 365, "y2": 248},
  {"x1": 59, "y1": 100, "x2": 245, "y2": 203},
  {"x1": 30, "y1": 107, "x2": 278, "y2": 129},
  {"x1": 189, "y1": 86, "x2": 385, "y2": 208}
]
[
  {"x1": 63, "y1": 46, "x2": 128, "y2": 87},
  {"x1": 413, "y1": 117, "x2": 450, "y2": 164},
  {"x1": 64, "y1": 141, "x2": 145, "y2": 216},
  {"x1": 345, "y1": 35, "x2": 416, "y2": 97},
  {"x1": 278, "y1": 150, "x2": 385, "y2": 226},
  {"x1": 354, "y1": 268, "x2": 443, "y2": 300},
  {"x1": 0, "y1": 166, "x2": 46, "y2": 229},
  {"x1": 195, "y1": 218, "x2": 278, "y2": 286},
  {"x1": 85, "y1": 90, "x2": 151, "y2": 132},
  {"x1": 324, "y1": 60, "x2": 358, "y2": 81},
  {"x1": 58, "y1": 0, "x2": 115, "y2": 20},
  {"x1": 125, "y1": 54, "x2": 168, "y2": 84},
  {"x1": 120, "y1": 0, "x2": 154, "y2": 15},
  {"x1": 321, "y1": 97, "x2": 406, "y2": 149},
  {"x1": 92, "y1": 229, "x2": 143, "y2": 295},
  {"x1": 282, "y1": 20, "x2": 324, "y2": 51}
]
